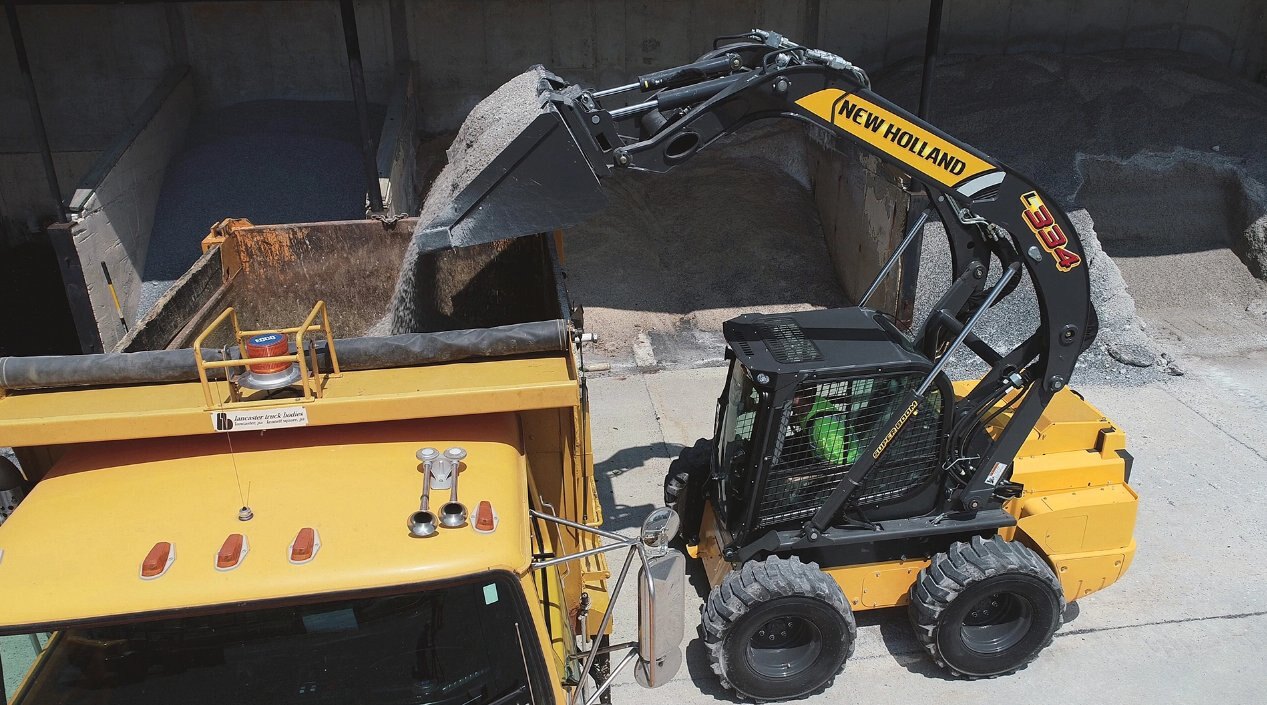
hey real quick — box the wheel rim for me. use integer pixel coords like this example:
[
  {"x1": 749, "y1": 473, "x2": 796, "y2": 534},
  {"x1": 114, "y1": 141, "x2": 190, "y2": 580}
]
[
  {"x1": 745, "y1": 616, "x2": 823, "y2": 679},
  {"x1": 960, "y1": 591, "x2": 1034, "y2": 654}
]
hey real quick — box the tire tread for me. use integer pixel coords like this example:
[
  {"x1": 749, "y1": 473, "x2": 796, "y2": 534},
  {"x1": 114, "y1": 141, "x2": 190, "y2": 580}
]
[
  {"x1": 703, "y1": 556, "x2": 856, "y2": 699},
  {"x1": 909, "y1": 535, "x2": 1065, "y2": 678}
]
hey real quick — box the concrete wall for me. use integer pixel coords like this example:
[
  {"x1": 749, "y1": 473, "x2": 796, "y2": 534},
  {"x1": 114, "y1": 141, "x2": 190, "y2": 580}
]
[
  {"x1": 817, "y1": 0, "x2": 1267, "y2": 76},
  {"x1": 2, "y1": 0, "x2": 1264, "y2": 321},
  {"x1": 4, "y1": 1, "x2": 1262, "y2": 152},
  {"x1": 811, "y1": 136, "x2": 913, "y2": 316},
  {"x1": 66, "y1": 69, "x2": 195, "y2": 351},
  {"x1": 0, "y1": 4, "x2": 176, "y2": 154},
  {"x1": 377, "y1": 63, "x2": 420, "y2": 216},
  {"x1": 0, "y1": 151, "x2": 97, "y2": 239},
  {"x1": 176, "y1": 1, "x2": 398, "y2": 109}
]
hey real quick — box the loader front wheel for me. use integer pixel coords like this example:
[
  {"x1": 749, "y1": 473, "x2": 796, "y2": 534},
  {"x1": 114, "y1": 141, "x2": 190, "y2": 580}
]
[
  {"x1": 703, "y1": 556, "x2": 855, "y2": 701},
  {"x1": 910, "y1": 536, "x2": 1064, "y2": 678}
]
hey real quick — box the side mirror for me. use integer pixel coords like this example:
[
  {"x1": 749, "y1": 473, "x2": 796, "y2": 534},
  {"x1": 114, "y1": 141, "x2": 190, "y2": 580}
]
[
  {"x1": 639, "y1": 506, "x2": 680, "y2": 549},
  {"x1": 634, "y1": 509, "x2": 685, "y2": 688}
]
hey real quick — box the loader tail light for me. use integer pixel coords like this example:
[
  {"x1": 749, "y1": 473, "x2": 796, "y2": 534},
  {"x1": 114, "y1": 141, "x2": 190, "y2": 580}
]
[{"x1": 140, "y1": 541, "x2": 175, "y2": 580}]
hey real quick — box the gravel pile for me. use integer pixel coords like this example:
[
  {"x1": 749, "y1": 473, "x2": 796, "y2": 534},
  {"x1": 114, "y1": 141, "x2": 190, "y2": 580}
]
[
  {"x1": 874, "y1": 50, "x2": 1267, "y2": 382},
  {"x1": 562, "y1": 124, "x2": 838, "y2": 357},
  {"x1": 138, "y1": 100, "x2": 381, "y2": 317},
  {"x1": 384, "y1": 51, "x2": 1267, "y2": 381}
]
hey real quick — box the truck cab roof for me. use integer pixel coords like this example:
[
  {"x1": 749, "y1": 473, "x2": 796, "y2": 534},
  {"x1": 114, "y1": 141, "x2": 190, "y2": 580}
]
[{"x1": 0, "y1": 413, "x2": 532, "y2": 633}]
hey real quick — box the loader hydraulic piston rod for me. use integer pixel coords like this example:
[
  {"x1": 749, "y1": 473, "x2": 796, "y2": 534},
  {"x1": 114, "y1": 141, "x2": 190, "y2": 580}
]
[
  {"x1": 609, "y1": 100, "x2": 659, "y2": 120},
  {"x1": 861, "y1": 209, "x2": 931, "y2": 307},
  {"x1": 593, "y1": 82, "x2": 640, "y2": 99},
  {"x1": 607, "y1": 73, "x2": 745, "y2": 121},
  {"x1": 595, "y1": 53, "x2": 744, "y2": 100}
]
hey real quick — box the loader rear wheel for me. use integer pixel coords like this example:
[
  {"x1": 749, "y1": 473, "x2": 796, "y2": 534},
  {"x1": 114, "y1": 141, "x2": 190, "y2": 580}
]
[
  {"x1": 663, "y1": 438, "x2": 710, "y2": 541},
  {"x1": 703, "y1": 556, "x2": 855, "y2": 701},
  {"x1": 910, "y1": 535, "x2": 1064, "y2": 678}
]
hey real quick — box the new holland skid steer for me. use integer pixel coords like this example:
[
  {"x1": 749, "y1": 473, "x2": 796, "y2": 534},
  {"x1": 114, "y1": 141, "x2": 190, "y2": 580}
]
[{"x1": 342, "y1": 28, "x2": 1137, "y2": 701}]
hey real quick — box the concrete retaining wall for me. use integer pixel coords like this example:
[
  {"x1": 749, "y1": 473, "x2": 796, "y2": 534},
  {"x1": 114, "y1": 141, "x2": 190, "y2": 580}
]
[
  {"x1": 2, "y1": 1, "x2": 1263, "y2": 204},
  {"x1": 811, "y1": 137, "x2": 913, "y2": 315},
  {"x1": 376, "y1": 63, "x2": 420, "y2": 216},
  {"x1": 65, "y1": 69, "x2": 194, "y2": 351},
  {"x1": 3, "y1": 1, "x2": 1262, "y2": 155},
  {"x1": 0, "y1": 151, "x2": 97, "y2": 239},
  {"x1": 4, "y1": 0, "x2": 1261, "y2": 226}
]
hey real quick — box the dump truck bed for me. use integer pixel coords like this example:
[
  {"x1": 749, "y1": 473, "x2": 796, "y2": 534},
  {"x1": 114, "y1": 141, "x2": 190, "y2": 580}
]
[
  {"x1": 0, "y1": 355, "x2": 576, "y2": 447},
  {"x1": 122, "y1": 218, "x2": 569, "y2": 352}
]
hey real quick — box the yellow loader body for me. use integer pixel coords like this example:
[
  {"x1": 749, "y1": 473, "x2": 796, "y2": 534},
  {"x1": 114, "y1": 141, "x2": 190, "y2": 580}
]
[{"x1": 695, "y1": 385, "x2": 1137, "y2": 609}]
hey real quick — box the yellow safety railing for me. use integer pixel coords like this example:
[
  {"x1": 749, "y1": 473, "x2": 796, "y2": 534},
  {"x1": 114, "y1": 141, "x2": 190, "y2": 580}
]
[{"x1": 193, "y1": 301, "x2": 341, "y2": 409}]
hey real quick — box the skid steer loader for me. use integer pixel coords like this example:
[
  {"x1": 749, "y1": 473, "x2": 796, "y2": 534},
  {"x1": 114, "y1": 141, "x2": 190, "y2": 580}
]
[{"x1": 402, "y1": 29, "x2": 1138, "y2": 701}]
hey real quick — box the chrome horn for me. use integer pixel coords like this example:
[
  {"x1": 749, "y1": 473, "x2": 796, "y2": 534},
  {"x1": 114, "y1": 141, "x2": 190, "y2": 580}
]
[
  {"x1": 408, "y1": 447, "x2": 440, "y2": 538},
  {"x1": 439, "y1": 447, "x2": 468, "y2": 528}
]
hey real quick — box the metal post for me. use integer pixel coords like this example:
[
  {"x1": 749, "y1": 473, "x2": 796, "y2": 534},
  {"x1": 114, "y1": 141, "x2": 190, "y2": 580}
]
[
  {"x1": 900, "y1": 2, "x2": 946, "y2": 329},
  {"x1": 917, "y1": 0, "x2": 944, "y2": 120},
  {"x1": 338, "y1": 0, "x2": 385, "y2": 213},
  {"x1": 4, "y1": 0, "x2": 65, "y2": 221},
  {"x1": 894, "y1": 197, "x2": 926, "y2": 330}
]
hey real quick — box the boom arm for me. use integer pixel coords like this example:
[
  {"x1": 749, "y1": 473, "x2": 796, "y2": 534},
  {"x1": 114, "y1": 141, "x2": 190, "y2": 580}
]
[
  {"x1": 428, "y1": 29, "x2": 1095, "y2": 518},
  {"x1": 554, "y1": 30, "x2": 1094, "y2": 516}
]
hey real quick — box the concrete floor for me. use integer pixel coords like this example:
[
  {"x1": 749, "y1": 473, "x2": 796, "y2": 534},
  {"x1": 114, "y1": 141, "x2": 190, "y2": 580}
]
[
  {"x1": 587, "y1": 352, "x2": 1267, "y2": 704},
  {"x1": 2, "y1": 635, "x2": 44, "y2": 698}
]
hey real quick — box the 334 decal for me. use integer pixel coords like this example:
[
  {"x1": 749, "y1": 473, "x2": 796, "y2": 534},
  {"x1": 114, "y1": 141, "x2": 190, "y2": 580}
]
[{"x1": 1020, "y1": 191, "x2": 1082, "y2": 271}]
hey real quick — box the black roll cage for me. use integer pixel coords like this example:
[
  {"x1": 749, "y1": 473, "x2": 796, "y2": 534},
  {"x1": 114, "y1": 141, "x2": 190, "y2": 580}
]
[{"x1": 549, "y1": 29, "x2": 1095, "y2": 541}]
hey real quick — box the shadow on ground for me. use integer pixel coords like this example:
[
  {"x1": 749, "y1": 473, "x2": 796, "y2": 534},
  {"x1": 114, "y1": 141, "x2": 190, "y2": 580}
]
[{"x1": 594, "y1": 442, "x2": 684, "y2": 532}]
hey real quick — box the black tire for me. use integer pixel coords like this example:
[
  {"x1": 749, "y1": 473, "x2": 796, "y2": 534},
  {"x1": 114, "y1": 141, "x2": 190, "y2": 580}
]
[
  {"x1": 910, "y1": 535, "x2": 1065, "y2": 678},
  {"x1": 703, "y1": 556, "x2": 856, "y2": 701},
  {"x1": 664, "y1": 438, "x2": 711, "y2": 541}
]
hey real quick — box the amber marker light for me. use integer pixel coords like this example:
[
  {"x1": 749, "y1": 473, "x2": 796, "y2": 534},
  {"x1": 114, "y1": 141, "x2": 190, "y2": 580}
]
[
  {"x1": 140, "y1": 542, "x2": 175, "y2": 580},
  {"x1": 289, "y1": 527, "x2": 321, "y2": 564},
  {"x1": 216, "y1": 534, "x2": 249, "y2": 571},
  {"x1": 473, "y1": 500, "x2": 498, "y2": 534}
]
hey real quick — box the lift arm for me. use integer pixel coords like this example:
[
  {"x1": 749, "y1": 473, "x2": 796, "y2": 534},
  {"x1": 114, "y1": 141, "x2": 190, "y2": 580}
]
[{"x1": 430, "y1": 29, "x2": 1096, "y2": 516}]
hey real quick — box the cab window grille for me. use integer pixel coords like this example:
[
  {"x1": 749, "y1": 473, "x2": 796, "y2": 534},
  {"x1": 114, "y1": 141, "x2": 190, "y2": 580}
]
[{"x1": 757, "y1": 374, "x2": 942, "y2": 529}]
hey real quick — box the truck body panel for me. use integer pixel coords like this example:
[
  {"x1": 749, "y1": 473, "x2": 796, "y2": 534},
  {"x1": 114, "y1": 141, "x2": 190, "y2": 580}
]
[{"x1": 0, "y1": 414, "x2": 534, "y2": 631}]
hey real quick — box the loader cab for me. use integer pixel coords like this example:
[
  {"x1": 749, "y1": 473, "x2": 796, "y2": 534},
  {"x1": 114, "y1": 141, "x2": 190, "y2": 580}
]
[{"x1": 715, "y1": 308, "x2": 954, "y2": 546}]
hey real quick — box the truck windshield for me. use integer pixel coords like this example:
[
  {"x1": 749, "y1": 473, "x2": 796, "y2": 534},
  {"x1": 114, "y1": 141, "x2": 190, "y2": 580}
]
[
  {"x1": 718, "y1": 363, "x2": 762, "y2": 496},
  {"x1": 8, "y1": 574, "x2": 547, "y2": 705}
]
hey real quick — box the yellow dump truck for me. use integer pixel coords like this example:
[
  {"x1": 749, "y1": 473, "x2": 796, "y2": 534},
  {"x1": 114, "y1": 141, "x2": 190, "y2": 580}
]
[{"x1": 0, "y1": 220, "x2": 683, "y2": 705}]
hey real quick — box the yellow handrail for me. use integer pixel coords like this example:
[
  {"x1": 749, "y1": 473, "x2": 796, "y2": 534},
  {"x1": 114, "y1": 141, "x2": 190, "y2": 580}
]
[{"x1": 192, "y1": 301, "x2": 339, "y2": 410}]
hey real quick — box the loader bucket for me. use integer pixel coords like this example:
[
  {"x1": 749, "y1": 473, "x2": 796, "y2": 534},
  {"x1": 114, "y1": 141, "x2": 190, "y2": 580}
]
[{"x1": 413, "y1": 66, "x2": 608, "y2": 255}]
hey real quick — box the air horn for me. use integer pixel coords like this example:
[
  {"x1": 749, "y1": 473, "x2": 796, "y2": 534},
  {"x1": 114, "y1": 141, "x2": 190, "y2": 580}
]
[
  {"x1": 438, "y1": 447, "x2": 468, "y2": 528},
  {"x1": 408, "y1": 447, "x2": 440, "y2": 538}
]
